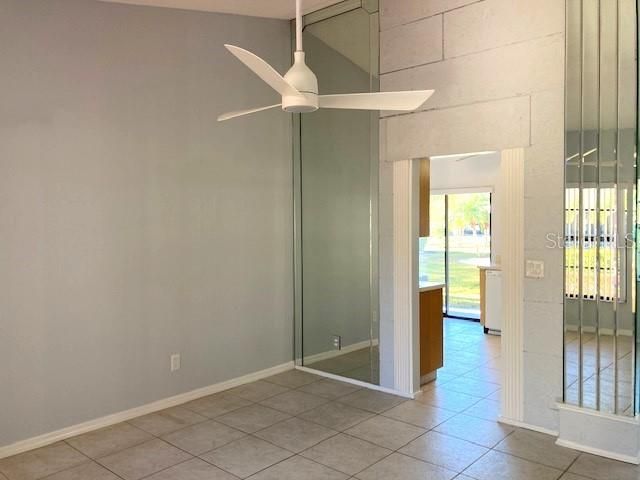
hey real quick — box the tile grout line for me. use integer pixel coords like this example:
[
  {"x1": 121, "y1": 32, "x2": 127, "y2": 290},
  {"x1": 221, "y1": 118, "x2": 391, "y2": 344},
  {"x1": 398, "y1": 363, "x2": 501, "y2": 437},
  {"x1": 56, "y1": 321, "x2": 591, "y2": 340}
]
[
  {"x1": 127, "y1": 407, "x2": 278, "y2": 480},
  {"x1": 136, "y1": 456, "x2": 199, "y2": 480},
  {"x1": 52, "y1": 441, "x2": 126, "y2": 480},
  {"x1": 279, "y1": 374, "x2": 509, "y2": 478},
  {"x1": 344, "y1": 407, "x2": 461, "y2": 479},
  {"x1": 61, "y1": 427, "x2": 153, "y2": 470},
  {"x1": 457, "y1": 426, "x2": 520, "y2": 478},
  {"x1": 62, "y1": 384, "x2": 302, "y2": 480},
  {"x1": 193, "y1": 390, "x2": 415, "y2": 478},
  {"x1": 424, "y1": 354, "x2": 577, "y2": 476},
  {"x1": 11, "y1": 326, "x2": 600, "y2": 480}
]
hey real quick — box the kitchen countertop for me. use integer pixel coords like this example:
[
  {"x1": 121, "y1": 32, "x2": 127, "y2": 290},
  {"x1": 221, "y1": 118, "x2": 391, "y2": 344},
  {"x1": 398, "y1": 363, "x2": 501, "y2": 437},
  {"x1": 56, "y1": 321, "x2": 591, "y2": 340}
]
[
  {"x1": 478, "y1": 264, "x2": 501, "y2": 271},
  {"x1": 419, "y1": 281, "x2": 446, "y2": 293}
]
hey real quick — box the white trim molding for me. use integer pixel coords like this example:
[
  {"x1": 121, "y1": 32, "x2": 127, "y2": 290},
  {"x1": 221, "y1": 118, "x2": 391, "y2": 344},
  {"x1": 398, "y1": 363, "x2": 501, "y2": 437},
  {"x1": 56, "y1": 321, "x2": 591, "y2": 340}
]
[
  {"x1": 0, "y1": 361, "x2": 294, "y2": 460},
  {"x1": 295, "y1": 366, "x2": 414, "y2": 399},
  {"x1": 498, "y1": 416, "x2": 558, "y2": 437},
  {"x1": 302, "y1": 339, "x2": 379, "y2": 364},
  {"x1": 557, "y1": 402, "x2": 640, "y2": 464},
  {"x1": 556, "y1": 439, "x2": 640, "y2": 465},
  {"x1": 500, "y1": 148, "x2": 525, "y2": 422},
  {"x1": 392, "y1": 159, "x2": 420, "y2": 396},
  {"x1": 565, "y1": 325, "x2": 634, "y2": 336}
]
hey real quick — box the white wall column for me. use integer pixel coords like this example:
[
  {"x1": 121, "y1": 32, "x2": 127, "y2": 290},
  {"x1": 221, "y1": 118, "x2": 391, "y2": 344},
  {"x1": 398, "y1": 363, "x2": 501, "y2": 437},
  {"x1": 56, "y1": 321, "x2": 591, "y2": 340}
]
[
  {"x1": 499, "y1": 148, "x2": 525, "y2": 422},
  {"x1": 392, "y1": 159, "x2": 420, "y2": 396}
]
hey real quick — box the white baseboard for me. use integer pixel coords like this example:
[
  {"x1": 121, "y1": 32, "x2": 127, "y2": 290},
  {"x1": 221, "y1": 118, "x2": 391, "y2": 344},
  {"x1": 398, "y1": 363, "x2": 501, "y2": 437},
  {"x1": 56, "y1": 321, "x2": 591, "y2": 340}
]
[
  {"x1": 566, "y1": 325, "x2": 633, "y2": 336},
  {"x1": 0, "y1": 361, "x2": 294, "y2": 460},
  {"x1": 303, "y1": 339, "x2": 379, "y2": 364},
  {"x1": 294, "y1": 365, "x2": 414, "y2": 399},
  {"x1": 556, "y1": 438, "x2": 640, "y2": 465},
  {"x1": 498, "y1": 416, "x2": 558, "y2": 436},
  {"x1": 603, "y1": 328, "x2": 633, "y2": 336},
  {"x1": 556, "y1": 402, "x2": 640, "y2": 464}
]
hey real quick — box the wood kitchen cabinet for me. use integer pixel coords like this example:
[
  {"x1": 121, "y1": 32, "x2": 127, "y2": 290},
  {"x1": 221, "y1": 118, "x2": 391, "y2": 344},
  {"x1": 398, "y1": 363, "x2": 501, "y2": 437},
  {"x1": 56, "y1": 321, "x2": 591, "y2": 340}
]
[{"x1": 419, "y1": 283, "x2": 444, "y2": 382}]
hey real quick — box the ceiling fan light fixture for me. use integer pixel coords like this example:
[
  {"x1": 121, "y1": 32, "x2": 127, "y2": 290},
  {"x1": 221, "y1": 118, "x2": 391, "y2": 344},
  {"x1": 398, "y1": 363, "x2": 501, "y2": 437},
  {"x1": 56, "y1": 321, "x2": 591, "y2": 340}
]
[
  {"x1": 217, "y1": 0, "x2": 434, "y2": 121},
  {"x1": 282, "y1": 51, "x2": 319, "y2": 113}
]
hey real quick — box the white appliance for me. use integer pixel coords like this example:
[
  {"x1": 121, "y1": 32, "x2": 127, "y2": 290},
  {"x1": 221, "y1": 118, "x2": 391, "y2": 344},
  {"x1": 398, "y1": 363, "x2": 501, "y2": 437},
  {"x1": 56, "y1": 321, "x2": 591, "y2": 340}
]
[{"x1": 485, "y1": 269, "x2": 502, "y2": 334}]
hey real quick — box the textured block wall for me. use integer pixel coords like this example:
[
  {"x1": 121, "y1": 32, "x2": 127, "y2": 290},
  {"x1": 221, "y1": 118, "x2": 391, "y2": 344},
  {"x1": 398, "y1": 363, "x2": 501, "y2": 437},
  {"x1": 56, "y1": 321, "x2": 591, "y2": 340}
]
[{"x1": 379, "y1": 0, "x2": 565, "y2": 430}]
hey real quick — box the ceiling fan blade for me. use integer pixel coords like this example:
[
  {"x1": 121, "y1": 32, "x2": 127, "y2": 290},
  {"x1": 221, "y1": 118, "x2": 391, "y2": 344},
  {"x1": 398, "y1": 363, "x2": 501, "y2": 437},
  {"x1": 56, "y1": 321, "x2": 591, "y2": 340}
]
[
  {"x1": 318, "y1": 90, "x2": 434, "y2": 111},
  {"x1": 225, "y1": 45, "x2": 299, "y2": 97},
  {"x1": 217, "y1": 104, "x2": 281, "y2": 122}
]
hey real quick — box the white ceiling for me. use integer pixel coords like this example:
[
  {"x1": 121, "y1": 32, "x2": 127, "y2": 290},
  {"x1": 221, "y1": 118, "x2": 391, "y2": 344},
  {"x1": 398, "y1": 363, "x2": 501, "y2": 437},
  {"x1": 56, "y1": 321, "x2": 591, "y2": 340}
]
[{"x1": 98, "y1": 0, "x2": 344, "y2": 19}]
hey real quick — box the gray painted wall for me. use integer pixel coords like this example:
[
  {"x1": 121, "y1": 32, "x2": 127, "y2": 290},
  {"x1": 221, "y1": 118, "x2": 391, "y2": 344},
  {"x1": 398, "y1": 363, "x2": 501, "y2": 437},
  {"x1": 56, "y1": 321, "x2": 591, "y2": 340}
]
[{"x1": 0, "y1": 0, "x2": 292, "y2": 447}]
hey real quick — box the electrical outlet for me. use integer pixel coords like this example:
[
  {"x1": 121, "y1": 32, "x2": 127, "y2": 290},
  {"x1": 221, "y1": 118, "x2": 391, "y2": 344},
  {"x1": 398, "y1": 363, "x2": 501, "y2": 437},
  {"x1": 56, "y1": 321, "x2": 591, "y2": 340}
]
[
  {"x1": 332, "y1": 335, "x2": 342, "y2": 350},
  {"x1": 525, "y1": 260, "x2": 544, "y2": 279},
  {"x1": 170, "y1": 354, "x2": 181, "y2": 372}
]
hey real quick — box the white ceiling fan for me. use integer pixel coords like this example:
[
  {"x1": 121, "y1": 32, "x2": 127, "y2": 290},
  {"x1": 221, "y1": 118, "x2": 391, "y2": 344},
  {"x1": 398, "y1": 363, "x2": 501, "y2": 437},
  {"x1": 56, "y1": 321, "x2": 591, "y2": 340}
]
[{"x1": 218, "y1": 0, "x2": 434, "y2": 121}]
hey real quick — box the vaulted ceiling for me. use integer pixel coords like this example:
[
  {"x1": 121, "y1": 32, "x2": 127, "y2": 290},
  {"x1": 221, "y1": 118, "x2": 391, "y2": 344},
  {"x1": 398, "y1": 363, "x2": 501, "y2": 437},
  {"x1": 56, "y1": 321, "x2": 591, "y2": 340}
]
[{"x1": 98, "y1": 0, "x2": 344, "y2": 19}]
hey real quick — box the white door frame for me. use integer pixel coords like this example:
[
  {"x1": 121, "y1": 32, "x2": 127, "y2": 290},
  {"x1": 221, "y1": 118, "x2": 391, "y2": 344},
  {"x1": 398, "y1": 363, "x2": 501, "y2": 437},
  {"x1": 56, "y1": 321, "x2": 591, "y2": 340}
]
[
  {"x1": 391, "y1": 149, "x2": 525, "y2": 423},
  {"x1": 497, "y1": 148, "x2": 525, "y2": 423},
  {"x1": 392, "y1": 159, "x2": 420, "y2": 394}
]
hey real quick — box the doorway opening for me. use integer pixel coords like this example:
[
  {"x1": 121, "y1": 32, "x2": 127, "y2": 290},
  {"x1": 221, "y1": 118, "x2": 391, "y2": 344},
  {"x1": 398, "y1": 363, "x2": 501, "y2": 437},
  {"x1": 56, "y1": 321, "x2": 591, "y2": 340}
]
[{"x1": 416, "y1": 153, "x2": 503, "y2": 417}]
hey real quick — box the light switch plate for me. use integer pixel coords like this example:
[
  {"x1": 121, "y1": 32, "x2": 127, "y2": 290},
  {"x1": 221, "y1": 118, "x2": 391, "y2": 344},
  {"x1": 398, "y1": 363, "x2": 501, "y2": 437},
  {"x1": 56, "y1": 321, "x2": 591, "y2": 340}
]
[{"x1": 525, "y1": 260, "x2": 544, "y2": 279}]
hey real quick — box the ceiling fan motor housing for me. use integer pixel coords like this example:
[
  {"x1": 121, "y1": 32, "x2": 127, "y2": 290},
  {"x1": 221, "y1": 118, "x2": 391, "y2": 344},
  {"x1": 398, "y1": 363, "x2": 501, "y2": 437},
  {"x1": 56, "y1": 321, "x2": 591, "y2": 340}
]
[{"x1": 282, "y1": 51, "x2": 319, "y2": 113}]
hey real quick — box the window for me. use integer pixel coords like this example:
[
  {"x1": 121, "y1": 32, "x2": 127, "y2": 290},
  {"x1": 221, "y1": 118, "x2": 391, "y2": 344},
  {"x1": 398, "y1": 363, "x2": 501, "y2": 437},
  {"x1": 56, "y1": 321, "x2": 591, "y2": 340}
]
[{"x1": 420, "y1": 191, "x2": 491, "y2": 319}]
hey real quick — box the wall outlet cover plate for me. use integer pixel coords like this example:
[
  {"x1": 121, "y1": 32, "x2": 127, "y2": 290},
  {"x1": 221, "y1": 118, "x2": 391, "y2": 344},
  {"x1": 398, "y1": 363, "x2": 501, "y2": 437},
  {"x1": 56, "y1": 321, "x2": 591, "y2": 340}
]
[{"x1": 170, "y1": 354, "x2": 181, "y2": 372}]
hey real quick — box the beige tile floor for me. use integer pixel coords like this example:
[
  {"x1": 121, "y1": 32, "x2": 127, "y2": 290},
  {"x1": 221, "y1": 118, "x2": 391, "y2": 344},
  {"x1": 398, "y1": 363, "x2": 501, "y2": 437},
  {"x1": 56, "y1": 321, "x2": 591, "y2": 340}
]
[{"x1": 2, "y1": 318, "x2": 640, "y2": 480}]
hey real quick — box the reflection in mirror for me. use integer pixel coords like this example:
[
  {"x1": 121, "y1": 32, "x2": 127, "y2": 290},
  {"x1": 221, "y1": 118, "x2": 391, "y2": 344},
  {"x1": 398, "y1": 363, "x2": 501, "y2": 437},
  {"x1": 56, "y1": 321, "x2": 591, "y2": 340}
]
[
  {"x1": 564, "y1": 0, "x2": 637, "y2": 415},
  {"x1": 296, "y1": 3, "x2": 380, "y2": 384}
]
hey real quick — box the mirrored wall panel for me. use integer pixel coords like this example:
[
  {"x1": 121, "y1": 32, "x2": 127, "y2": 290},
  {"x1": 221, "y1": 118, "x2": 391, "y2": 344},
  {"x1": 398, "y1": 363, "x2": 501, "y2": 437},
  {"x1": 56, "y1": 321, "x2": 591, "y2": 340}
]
[
  {"x1": 294, "y1": 1, "x2": 380, "y2": 384},
  {"x1": 564, "y1": 0, "x2": 637, "y2": 415}
]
